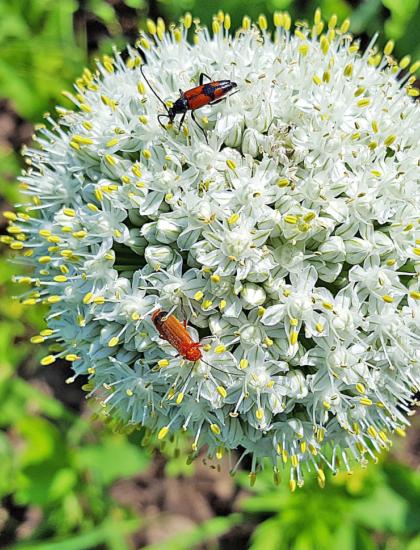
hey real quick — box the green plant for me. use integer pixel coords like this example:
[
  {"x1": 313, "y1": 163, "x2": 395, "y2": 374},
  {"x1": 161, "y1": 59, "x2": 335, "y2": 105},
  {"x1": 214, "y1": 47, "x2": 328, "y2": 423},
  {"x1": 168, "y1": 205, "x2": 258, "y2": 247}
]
[{"x1": 238, "y1": 458, "x2": 420, "y2": 550}]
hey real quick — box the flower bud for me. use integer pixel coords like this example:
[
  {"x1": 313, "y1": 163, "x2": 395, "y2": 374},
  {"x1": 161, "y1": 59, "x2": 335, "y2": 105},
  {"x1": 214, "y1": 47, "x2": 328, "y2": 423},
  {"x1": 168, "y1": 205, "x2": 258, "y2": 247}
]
[
  {"x1": 240, "y1": 283, "x2": 267, "y2": 309},
  {"x1": 127, "y1": 228, "x2": 147, "y2": 255},
  {"x1": 345, "y1": 237, "x2": 373, "y2": 264},
  {"x1": 216, "y1": 113, "x2": 244, "y2": 148},
  {"x1": 318, "y1": 236, "x2": 345, "y2": 262},
  {"x1": 242, "y1": 128, "x2": 262, "y2": 157},
  {"x1": 144, "y1": 245, "x2": 174, "y2": 269},
  {"x1": 156, "y1": 217, "x2": 182, "y2": 244}
]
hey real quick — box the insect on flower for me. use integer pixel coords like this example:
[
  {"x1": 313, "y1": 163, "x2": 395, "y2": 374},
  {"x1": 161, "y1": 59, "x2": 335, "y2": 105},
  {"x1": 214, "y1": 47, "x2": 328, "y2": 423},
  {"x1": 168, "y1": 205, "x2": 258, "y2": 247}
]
[
  {"x1": 152, "y1": 309, "x2": 202, "y2": 361},
  {"x1": 140, "y1": 66, "x2": 238, "y2": 142}
]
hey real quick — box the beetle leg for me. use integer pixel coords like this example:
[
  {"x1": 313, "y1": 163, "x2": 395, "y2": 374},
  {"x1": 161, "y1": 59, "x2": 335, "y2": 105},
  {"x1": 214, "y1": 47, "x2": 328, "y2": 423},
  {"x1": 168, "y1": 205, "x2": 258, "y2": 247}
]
[
  {"x1": 178, "y1": 111, "x2": 187, "y2": 132},
  {"x1": 199, "y1": 72, "x2": 212, "y2": 85},
  {"x1": 191, "y1": 110, "x2": 208, "y2": 144},
  {"x1": 157, "y1": 113, "x2": 170, "y2": 129}
]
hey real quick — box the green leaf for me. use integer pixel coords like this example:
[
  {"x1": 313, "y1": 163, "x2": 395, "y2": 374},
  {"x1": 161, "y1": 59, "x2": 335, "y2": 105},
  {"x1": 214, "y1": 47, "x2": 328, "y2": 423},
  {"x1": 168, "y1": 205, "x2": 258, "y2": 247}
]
[
  {"x1": 124, "y1": 0, "x2": 145, "y2": 8},
  {"x1": 349, "y1": 0, "x2": 382, "y2": 34},
  {"x1": 407, "y1": 535, "x2": 420, "y2": 550},
  {"x1": 7, "y1": 517, "x2": 140, "y2": 550},
  {"x1": 350, "y1": 484, "x2": 409, "y2": 534},
  {"x1": 250, "y1": 517, "x2": 284, "y2": 550},
  {"x1": 76, "y1": 434, "x2": 150, "y2": 484},
  {"x1": 330, "y1": 522, "x2": 356, "y2": 550},
  {"x1": 142, "y1": 514, "x2": 243, "y2": 550}
]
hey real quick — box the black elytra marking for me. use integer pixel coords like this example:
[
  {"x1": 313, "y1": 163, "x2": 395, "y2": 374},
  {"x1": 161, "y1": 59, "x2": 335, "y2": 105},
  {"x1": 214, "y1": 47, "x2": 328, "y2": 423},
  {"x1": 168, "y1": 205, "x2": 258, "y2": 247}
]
[{"x1": 202, "y1": 83, "x2": 216, "y2": 100}]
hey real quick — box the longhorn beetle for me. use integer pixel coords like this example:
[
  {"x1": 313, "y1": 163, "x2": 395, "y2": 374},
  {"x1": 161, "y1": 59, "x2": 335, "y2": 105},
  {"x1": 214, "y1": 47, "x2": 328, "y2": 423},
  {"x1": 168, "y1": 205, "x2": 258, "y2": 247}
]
[
  {"x1": 152, "y1": 309, "x2": 202, "y2": 362},
  {"x1": 140, "y1": 65, "x2": 237, "y2": 143}
]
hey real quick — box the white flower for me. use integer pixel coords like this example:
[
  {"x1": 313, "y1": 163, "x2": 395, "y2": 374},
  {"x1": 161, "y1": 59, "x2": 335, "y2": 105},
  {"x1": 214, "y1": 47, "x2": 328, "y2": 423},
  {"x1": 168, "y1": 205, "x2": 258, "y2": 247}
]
[{"x1": 5, "y1": 9, "x2": 420, "y2": 489}]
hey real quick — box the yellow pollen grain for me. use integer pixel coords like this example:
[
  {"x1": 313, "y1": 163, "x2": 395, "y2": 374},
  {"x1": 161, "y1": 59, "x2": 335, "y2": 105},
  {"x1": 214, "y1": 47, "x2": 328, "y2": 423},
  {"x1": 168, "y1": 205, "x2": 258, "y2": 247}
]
[
  {"x1": 360, "y1": 397, "x2": 373, "y2": 406},
  {"x1": 211, "y1": 274, "x2": 220, "y2": 283},
  {"x1": 240, "y1": 358, "x2": 249, "y2": 369},
  {"x1": 176, "y1": 392, "x2": 184, "y2": 405},
  {"x1": 274, "y1": 12, "x2": 284, "y2": 27},
  {"x1": 226, "y1": 159, "x2": 236, "y2": 170},
  {"x1": 139, "y1": 37, "x2": 150, "y2": 50},
  {"x1": 284, "y1": 214, "x2": 298, "y2": 224},
  {"x1": 290, "y1": 331, "x2": 298, "y2": 345},
  {"x1": 214, "y1": 345, "x2": 226, "y2": 354},
  {"x1": 108, "y1": 336, "x2": 119, "y2": 347},
  {"x1": 409, "y1": 60, "x2": 420, "y2": 73},
  {"x1": 340, "y1": 18, "x2": 350, "y2": 33},
  {"x1": 210, "y1": 423, "x2": 221, "y2": 435},
  {"x1": 38, "y1": 256, "x2": 52, "y2": 264},
  {"x1": 183, "y1": 12, "x2": 192, "y2": 29},
  {"x1": 384, "y1": 135, "x2": 396, "y2": 147},
  {"x1": 242, "y1": 15, "x2": 251, "y2": 30},
  {"x1": 3, "y1": 211, "x2": 17, "y2": 221},
  {"x1": 277, "y1": 177, "x2": 289, "y2": 187},
  {"x1": 291, "y1": 454, "x2": 299, "y2": 468},
  {"x1": 356, "y1": 383, "x2": 366, "y2": 394},
  {"x1": 258, "y1": 14, "x2": 267, "y2": 31},
  {"x1": 228, "y1": 212, "x2": 239, "y2": 224},
  {"x1": 399, "y1": 55, "x2": 411, "y2": 69},
  {"x1": 395, "y1": 427, "x2": 406, "y2": 437},
  {"x1": 158, "y1": 359, "x2": 169, "y2": 368},
  {"x1": 157, "y1": 426, "x2": 169, "y2": 440},
  {"x1": 47, "y1": 295, "x2": 62, "y2": 304},
  {"x1": 40, "y1": 355, "x2": 56, "y2": 366},
  {"x1": 409, "y1": 291, "x2": 420, "y2": 300},
  {"x1": 315, "y1": 323, "x2": 324, "y2": 333},
  {"x1": 194, "y1": 290, "x2": 204, "y2": 301},
  {"x1": 344, "y1": 64, "x2": 353, "y2": 77},
  {"x1": 146, "y1": 18, "x2": 156, "y2": 35},
  {"x1": 357, "y1": 98, "x2": 371, "y2": 107},
  {"x1": 202, "y1": 300, "x2": 213, "y2": 310},
  {"x1": 320, "y1": 36, "x2": 329, "y2": 54},
  {"x1": 382, "y1": 294, "x2": 393, "y2": 303},
  {"x1": 30, "y1": 335, "x2": 45, "y2": 344},
  {"x1": 256, "y1": 408, "x2": 264, "y2": 420},
  {"x1": 219, "y1": 299, "x2": 227, "y2": 310}
]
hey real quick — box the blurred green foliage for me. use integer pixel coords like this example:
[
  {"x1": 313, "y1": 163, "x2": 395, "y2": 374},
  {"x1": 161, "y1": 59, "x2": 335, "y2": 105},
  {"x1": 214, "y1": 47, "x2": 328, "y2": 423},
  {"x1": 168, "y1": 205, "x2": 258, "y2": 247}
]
[
  {"x1": 0, "y1": 0, "x2": 419, "y2": 548},
  {"x1": 238, "y1": 458, "x2": 420, "y2": 550}
]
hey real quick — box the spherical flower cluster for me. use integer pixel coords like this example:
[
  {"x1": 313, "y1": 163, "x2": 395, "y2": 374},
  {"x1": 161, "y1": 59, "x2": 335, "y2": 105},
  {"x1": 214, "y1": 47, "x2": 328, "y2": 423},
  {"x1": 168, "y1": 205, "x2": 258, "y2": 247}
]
[{"x1": 4, "y1": 10, "x2": 420, "y2": 488}]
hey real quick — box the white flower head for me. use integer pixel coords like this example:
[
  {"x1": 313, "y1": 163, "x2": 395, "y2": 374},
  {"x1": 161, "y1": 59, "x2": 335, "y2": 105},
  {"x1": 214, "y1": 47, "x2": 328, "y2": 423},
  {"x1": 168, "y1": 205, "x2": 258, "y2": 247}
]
[{"x1": 5, "y1": 9, "x2": 420, "y2": 488}]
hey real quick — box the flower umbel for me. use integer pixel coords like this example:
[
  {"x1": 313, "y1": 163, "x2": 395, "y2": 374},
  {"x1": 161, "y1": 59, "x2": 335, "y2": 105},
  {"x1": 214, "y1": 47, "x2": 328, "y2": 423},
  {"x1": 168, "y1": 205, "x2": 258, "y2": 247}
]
[{"x1": 6, "y1": 10, "x2": 420, "y2": 487}]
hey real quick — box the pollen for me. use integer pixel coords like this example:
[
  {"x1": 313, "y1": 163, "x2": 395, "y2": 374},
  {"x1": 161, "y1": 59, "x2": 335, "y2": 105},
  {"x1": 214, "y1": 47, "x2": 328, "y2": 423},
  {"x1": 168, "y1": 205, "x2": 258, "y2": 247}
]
[
  {"x1": 216, "y1": 386, "x2": 227, "y2": 398},
  {"x1": 40, "y1": 355, "x2": 56, "y2": 366},
  {"x1": 108, "y1": 337, "x2": 119, "y2": 347},
  {"x1": 214, "y1": 345, "x2": 226, "y2": 354},
  {"x1": 157, "y1": 426, "x2": 169, "y2": 440}
]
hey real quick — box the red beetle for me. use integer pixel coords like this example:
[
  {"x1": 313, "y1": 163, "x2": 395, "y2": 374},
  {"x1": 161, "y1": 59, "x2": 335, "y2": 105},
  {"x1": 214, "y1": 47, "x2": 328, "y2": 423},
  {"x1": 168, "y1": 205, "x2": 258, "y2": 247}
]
[
  {"x1": 140, "y1": 66, "x2": 237, "y2": 142},
  {"x1": 152, "y1": 309, "x2": 202, "y2": 362}
]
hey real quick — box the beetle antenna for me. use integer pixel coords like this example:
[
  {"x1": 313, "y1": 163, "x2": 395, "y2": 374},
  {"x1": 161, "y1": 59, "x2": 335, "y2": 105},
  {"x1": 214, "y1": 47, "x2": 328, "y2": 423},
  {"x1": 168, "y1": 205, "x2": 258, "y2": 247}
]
[{"x1": 140, "y1": 64, "x2": 169, "y2": 112}]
